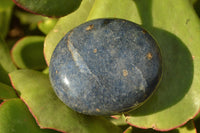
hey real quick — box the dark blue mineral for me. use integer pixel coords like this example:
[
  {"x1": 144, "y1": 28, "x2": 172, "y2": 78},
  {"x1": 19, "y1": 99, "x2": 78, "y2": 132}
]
[{"x1": 49, "y1": 18, "x2": 162, "y2": 116}]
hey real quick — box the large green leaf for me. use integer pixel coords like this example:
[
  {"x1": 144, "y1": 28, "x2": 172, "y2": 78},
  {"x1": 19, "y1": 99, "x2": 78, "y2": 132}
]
[
  {"x1": 0, "y1": 35, "x2": 17, "y2": 85},
  {"x1": 0, "y1": 82, "x2": 17, "y2": 100},
  {"x1": 0, "y1": 0, "x2": 14, "y2": 38},
  {"x1": 87, "y1": 0, "x2": 200, "y2": 130},
  {"x1": 13, "y1": 0, "x2": 82, "y2": 17},
  {"x1": 9, "y1": 69, "x2": 121, "y2": 133},
  {"x1": 44, "y1": 0, "x2": 95, "y2": 65},
  {"x1": 11, "y1": 36, "x2": 47, "y2": 70},
  {"x1": 0, "y1": 99, "x2": 60, "y2": 133}
]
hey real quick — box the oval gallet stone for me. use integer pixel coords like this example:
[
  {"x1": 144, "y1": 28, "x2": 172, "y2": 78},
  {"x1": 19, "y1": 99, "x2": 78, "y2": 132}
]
[{"x1": 49, "y1": 18, "x2": 162, "y2": 116}]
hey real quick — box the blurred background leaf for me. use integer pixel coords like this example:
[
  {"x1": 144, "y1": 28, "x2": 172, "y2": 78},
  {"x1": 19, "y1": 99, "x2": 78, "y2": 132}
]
[
  {"x1": 0, "y1": 0, "x2": 14, "y2": 38},
  {"x1": 14, "y1": 10, "x2": 44, "y2": 31},
  {"x1": 13, "y1": 0, "x2": 82, "y2": 17}
]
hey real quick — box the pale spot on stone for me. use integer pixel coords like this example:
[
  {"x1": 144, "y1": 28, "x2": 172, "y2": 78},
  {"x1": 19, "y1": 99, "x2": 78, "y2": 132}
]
[
  {"x1": 123, "y1": 69, "x2": 128, "y2": 77},
  {"x1": 147, "y1": 52, "x2": 153, "y2": 60},
  {"x1": 96, "y1": 108, "x2": 100, "y2": 112},
  {"x1": 139, "y1": 84, "x2": 145, "y2": 92},
  {"x1": 86, "y1": 24, "x2": 94, "y2": 31},
  {"x1": 93, "y1": 48, "x2": 97, "y2": 53}
]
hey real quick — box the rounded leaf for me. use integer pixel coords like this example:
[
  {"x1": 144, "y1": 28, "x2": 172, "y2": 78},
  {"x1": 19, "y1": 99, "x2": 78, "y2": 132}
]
[
  {"x1": 13, "y1": 0, "x2": 82, "y2": 17},
  {"x1": 11, "y1": 36, "x2": 47, "y2": 70}
]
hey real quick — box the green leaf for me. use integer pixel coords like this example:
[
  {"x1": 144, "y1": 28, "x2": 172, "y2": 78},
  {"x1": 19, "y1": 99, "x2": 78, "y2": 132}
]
[
  {"x1": 0, "y1": 0, "x2": 14, "y2": 38},
  {"x1": 0, "y1": 99, "x2": 60, "y2": 133},
  {"x1": 44, "y1": 0, "x2": 95, "y2": 65},
  {"x1": 38, "y1": 18, "x2": 58, "y2": 34},
  {"x1": 0, "y1": 35, "x2": 17, "y2": 85},
  {"x1": 87, "y1": 0, "x2": 200, "y2": 130},
  {"x1": 9, "y1": 69, "x2": 121, "y2": 133},
  {"x1": 11, "y1": 36, "x2": 47, "y2": 70},
  {"x1": 0, "y1": 82, "x2": 17, "y2": 100},
  {"x1": 123, "y1": 120, "x2": 196, "y2": 133},
  {"x1": 13, "y1": 0, "x2": 82, "y2": 17}
]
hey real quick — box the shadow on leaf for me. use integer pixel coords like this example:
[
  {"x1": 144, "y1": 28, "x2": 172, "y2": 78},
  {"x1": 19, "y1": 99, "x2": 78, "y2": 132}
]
[
  {"x1": 128, "y1": 0, "x2": 194, "y2": 115},
  {"x1": 0, "y1": 64, "x2": 11, "y2": 85},
  {"x1": 20, "y1": 42, "x2": 46, "y2": 70}
]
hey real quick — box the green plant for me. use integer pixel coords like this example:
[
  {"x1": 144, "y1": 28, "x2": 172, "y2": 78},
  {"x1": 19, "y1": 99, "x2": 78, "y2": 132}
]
[{"x1": 0, "y1": 0, "x2": 200, "y2": 132}]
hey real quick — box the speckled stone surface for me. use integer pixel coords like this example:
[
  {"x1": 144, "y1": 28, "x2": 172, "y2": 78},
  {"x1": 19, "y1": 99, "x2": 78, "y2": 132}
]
[{"x1": 49, "y1": 19, "x2": 162, "y2": 116}]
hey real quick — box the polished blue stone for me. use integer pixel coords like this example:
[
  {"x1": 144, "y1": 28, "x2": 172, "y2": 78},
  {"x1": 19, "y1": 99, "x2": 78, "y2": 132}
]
[{"x1": 49, "y1": 19, "x2": 162, "y2": 116}]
